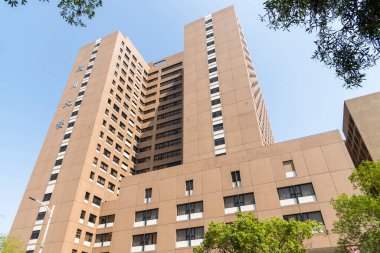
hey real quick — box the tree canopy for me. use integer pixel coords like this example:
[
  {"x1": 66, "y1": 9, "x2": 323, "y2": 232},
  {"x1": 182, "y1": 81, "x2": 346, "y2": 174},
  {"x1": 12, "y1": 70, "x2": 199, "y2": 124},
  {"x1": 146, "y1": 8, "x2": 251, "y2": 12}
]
[
  {"x1": 193, "y1": 212, "x2": 324, "y2": 253},
  {"x1": 5, "y1": 0, "x2": 103, "y2": 27},
  {"x1": 331, "y1": 160, "x2": 380, "y2": 253},
  {"x1": 0, "y1": 235, "x2": 24, "y2": 253},
  {"x1": 261, "y1": 0, "x2": 380, "y2": 89}
]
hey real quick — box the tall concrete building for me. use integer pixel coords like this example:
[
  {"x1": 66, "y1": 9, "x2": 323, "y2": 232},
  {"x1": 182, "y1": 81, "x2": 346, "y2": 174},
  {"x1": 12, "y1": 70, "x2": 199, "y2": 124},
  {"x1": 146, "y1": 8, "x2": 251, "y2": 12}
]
[
  {"x1": 343, "y1": 92, "x2": 380, "y2": 166},
  {"x1": 10, "y1": 6, "x2": 367, "y2": 253}
]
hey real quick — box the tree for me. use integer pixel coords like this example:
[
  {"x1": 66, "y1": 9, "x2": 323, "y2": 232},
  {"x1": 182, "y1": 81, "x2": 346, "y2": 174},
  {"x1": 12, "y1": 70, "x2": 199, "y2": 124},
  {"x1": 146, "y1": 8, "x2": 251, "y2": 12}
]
[
  {"x1": 4, "y1": 0, "x2": 103, "y2": 27},
  {"x1": 331, "y1": 160, "x2": 380, "y2": 253},
  {"x1": 0, "y1": 235, "x2": 25, "y2": 253},
  {"x1": 193, "y1": 212, "x2": 324, "y2": 253},
  {"x1": 261, "y1": 0, "x2": 380, "y2": 89}
]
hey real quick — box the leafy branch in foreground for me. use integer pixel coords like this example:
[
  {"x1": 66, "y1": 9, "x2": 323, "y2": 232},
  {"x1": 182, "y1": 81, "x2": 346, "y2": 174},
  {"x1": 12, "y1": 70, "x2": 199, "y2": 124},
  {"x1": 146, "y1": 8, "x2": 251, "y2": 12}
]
[
  {"x1": 194, "y1": 212, "x2": 324, "y2": 253},
  {"x1": 261, "y1": 0, "x2": 380, "y2": 88},
  {"x1": 4, "y1": 0, "x2": 103, "y2": 27}
]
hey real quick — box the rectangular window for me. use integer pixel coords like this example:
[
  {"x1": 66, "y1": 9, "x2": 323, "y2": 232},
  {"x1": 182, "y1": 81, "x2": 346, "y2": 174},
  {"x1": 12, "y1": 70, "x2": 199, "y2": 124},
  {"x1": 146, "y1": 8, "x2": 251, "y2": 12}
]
[
  {"x1": 63, "y1": 133, "x2": 71, "y2": 140},
  {"x1": 214, "y1": 137, "x2": 225, "y2": 146},
  {"x1": 211, "y1": 98, "x2": 221, "y2": 106},
  {"x1": 177, "y1": 201, "x2": 203, "y2": 216},
  {"x1": 176, "y1": 227, "x2": 204, "y2": 242},
  {"x1": 80, "y1": 210, "x2": 86, "y2": 220},
  {"x1": 30, "y1": 230, "x2": 40, "y2": 240},
  {"x1": 67, "y1": 121, "x2": 75, "y2": 128},
  {"x1": 84, "y1": 192, "x2": 90, "y2": 201},
  {"x1": 210, "y1": 87, "x2": 219, "y2": 94},
  {"x1": 231, "y1": 171, "x2": 241, "y2": 187},
  {"x1": 284, "y1": 211, "x2": 324, "y2": 224},
  {"x1": 132, "y1": 233, "x2": 157, "y2": 247},
  {"x1": 75, "y1": 229, "x2": 82, "y2": 239},
  {"x1": 145, "y1": 188, "x2": 152, "y2": 203},
  {"x1": 207, "y1": 41, "x2": 214, "y2": 47},
  {"x1": 108, "y1": 182, "x2": 115, "y2": 191},
  {"x1": 206, "y1": 33, "x2": 214, "y2": 39},
  {"x1": 185, "y1": 180, "x2": 193, "y2": 195},
  {"x1": 84, "y1": 232, "x2": 93, "y2": 242},
  {"x1": 283, "y1": 160, "x2": 296, "y2": 178},
  {"x1": 59, "y1": 145, "x2": 67, "y2": 153},
  {"x1": 71, "y1": 110, "x2": 78, "y2": 117},
  {"x1": 213, "y1": 123, "x2": 223, "y2": 132},
  {"x1": 209, "y1": 76, "x2": 218, "y2": 83},
  {"x1": 95, "y1": 233, "x2": 112, "y2": 245},
  {"x1": 212, "y1": 110, "x2": 222, "y2": 118},
  {"x1": 135, "y1": 209, "x2": 159, "y2": 223},
  {"x1": 99, "y1": 214, "x2": 115, "y2": 225},
  {"x1": 36, "y1": 211, "x2": 46, "y2": 221},
  {"x1": 277, "y1": 183, "x2": 315, "y2": 201},
  {"x1": 97, "y1": 176, "x2": 105, "y2": 186},
  {"x1": 206, "y1": 26, "x2": 213, "y2": 31},
  {"x1": 93, "y1": 195, "x2": 102, "y2": 206},
  {"x1": 223, "y1": 193, "x2": 255, "y2": 209},
  {"x1": 89, "y1": 213, "x2": 97, "y2": 223},
  {"x1": 49, "y1": 173, "x2": 58, "y2": 181},
  {"x1": 42, "y1": 193, "x2": 52, "y2": 202}
]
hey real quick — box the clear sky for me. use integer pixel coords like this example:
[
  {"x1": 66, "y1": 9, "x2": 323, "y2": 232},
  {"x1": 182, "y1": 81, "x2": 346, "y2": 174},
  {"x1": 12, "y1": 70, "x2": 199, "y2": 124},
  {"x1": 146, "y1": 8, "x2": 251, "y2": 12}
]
[{"x1": 0, "y1": 0, "x2": 379, "y2": 234}]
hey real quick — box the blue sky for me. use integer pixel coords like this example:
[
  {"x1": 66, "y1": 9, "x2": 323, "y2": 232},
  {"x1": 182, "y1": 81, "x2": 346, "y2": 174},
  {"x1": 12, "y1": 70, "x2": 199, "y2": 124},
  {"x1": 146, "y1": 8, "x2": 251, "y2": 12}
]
[{"x1": 0, "y1": 0, "x2": 379, "y2": 234}]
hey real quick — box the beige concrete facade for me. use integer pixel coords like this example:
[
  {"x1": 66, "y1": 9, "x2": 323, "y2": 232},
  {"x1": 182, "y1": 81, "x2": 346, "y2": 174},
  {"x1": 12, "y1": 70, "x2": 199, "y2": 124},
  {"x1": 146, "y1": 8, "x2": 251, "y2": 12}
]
[
  {"x1": 343, "y1": 92, "x2": 380, "y2": 166},
  {"x1": 10, "y1": 5, "x2": 374, "y2": 253}
]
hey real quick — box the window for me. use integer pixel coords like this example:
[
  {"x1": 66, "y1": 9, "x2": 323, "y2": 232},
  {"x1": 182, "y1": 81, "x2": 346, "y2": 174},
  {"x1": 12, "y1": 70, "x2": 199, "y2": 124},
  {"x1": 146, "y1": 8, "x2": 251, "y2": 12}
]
[
  {"x1": 49, "y1": 173, "x2": 58, "y2": 181},
  {"x1": 110, "y1": 169, "x2": 117, "y2": 178},
  {"x1": 155, "y1": 138, "x2": 182, "y2": 150},
  {"x1": 213, "y1": 123, "x2": 223, "y2": 132},
  {"x1": 99, "y1": 214, "x2": 115, "y2": 225},
  {"x1": 156, "y1": 118, "x2": 182, "y2": 129},
  {"x1": 76, "y1": 229, "x2": 82, "y2": 239},
  {"x1": 208, "y1": 58, "x2": 217, "y2": 65},
  {"x1": 100, "y1": 162, "x2": 108, "y2": 172},
  {"x1": 108, "y1": 182, "x2": 115, "y2": 192},
  {"x1": 207, "y1": 49, "x2": 215, "y2": 55},
  {"x1": 231, "y1": 171, "x2": 241, "y2": 187},
  {"x1": 30, "y1": 230, "x2": 40, "y2": 240},
  {"x1": 97, "y1": 176, "x2": 105, "y2": 186},
  {"x1": 205, "y1": 18, "x2": 212, "y2": 24},
  {"x1": 177, "y1": 202, "x2": 203, "y2": 216},
  {"x1": 95, "y1": 233, "x2": 112, "y2": 245},
  {"x1": 214, "y1": 137, "x2": 225, "y2": 146},
  {"x1": 224, "y1": 193, "x2": 255, "y2": 209},
  {"x1": 210, "y1": 87, "x2": 219, "y2": 94},
  {"x1": 55, "y1": 159, "x2": 63, "y2": 166},
  {"x1": 89, "y1": 213, "x2": 97, "y2": 224},
  {"x1": 283, "y1": 211, "x2": 324, "y2": 224},
  {"x1": 206, "y1": 26, "x2": 213, "y2": 31},
  {"x1": 103, "y1": 148, "x2": 111, "y2": 158},
  {"x1": 71, "y1": 110, "x2": 79, "y2": 117},
  {"x1": 135, "y1": 209, "x2": 159, "y2": 224},
  {"x1": 185, "y1": 180, "x2": 193, "y2": 196},
  {"x1": 160, "y1": 83, "x2": 182, "y2": 94},
  {"x1": 59, "y1": 145, "x2": 67, "y2": 153},
  {"x1": 156, "y1": 128, "x2": 182, "y2": 139},
  {"x1": 160, "y1": 76, "x2": 182, "y2": 87},
  {"x1": 212, "y1": 110, "x2": 222, "y2": 118},
  {"x1": 113, "y1": 155, "x2": 120, "y2": 164},
  {"x1": 89, "y1": 171, "x2": 95, "y2": 180},
  {"x1": 207, "y1": 41, "x2": 214, "y2": 47},
  {"x1": 209, "y1": 76, "x2": 218, "y2": 83},
  {"x1": 36, "y1": 211, "x2": 46, "y2": 221},
  {"x1": 63, "y1": 133, "x2": 71, "y2": 140},
  {"x1": 132, "y1": 233, "x2": 157, "y2": 247},
  {"x1": 154, "y1": 150, "x2": 181, "y2": 161},
  {"x1": 80, "y1": 210, "x2": 86, "y2": 220},
  {"x1": 68, "y1": 121, "x2": 75, "y2": 128},
  {"x1": 42, "y1": 193, "x2": 52, "y2": 202},
  {"x1": 161, "y1": 62, "x2": 182, "y2": 72},
  {"x1": 93, "y1": 195, "x2": 102, "y2": 206},
  {"x1": 84, "y1": 192, "x2": 90, "y2": 201},
  {"x1": 145, "y1": 188, "x2": 152, "y2": 203},
  {"x1": 157, "y1": 108, "x2": 182, "y2": 120},
  {"x1": 277, "y1": 183, "x2": 316, "y2": 205},
  {"x1": 211, "y1": 98, "x2": 221, "y2": 106},
  {"x1": 176, "y1": 227, "x2": 204, "y2": 244},
  {"x1": 283, "y1": 160, "x2": 296, "y2": 178},
  {"x1": 158, "y1": 100, "x2": 182, "y2": 111},
  {"x1": 206, "y1": 33, "x2": 214, "y2": 39},
  {"x1": 84, "y1": 232, "x2": 93, "y2": 242}
]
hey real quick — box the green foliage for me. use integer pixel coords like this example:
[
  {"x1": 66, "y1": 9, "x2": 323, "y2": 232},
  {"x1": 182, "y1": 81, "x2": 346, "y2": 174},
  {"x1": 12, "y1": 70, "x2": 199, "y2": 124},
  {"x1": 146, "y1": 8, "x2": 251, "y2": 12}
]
[
  {"x1": 0, "y1": 235, "x2": 25, "y2": 253},
  {"x1": 4, "y1": 0, "x2": 103, "y2": 27},
  {"x1": 331, "y1": 160, "x2": 380, "y2": 253},
  {"x1": 261, "y1": 0, "x2": 380, "y2": 89},
  {"x1": 193, "y1": 212, "x2": 324, "y2": 253}
]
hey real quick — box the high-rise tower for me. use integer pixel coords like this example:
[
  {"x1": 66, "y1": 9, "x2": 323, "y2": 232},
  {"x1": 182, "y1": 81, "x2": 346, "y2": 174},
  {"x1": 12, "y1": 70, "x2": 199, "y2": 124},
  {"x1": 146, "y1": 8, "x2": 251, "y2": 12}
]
[{"x1": 10, "y1": 6, "x2": 360, "y2": 253}]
